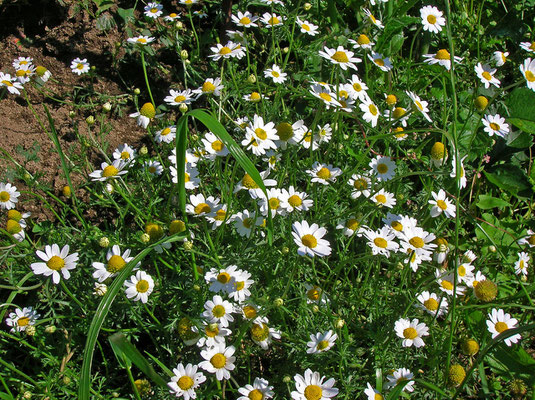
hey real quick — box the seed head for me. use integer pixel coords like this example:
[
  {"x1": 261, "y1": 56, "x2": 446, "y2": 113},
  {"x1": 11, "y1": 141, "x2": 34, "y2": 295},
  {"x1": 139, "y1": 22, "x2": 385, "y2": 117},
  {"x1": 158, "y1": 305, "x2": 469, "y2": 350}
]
[
  {"x1": 448, "y1": 364, "x2": 466, "y2": 387},
  {"x1": 474, "y1": 279, "x2": 497, "y2": 302}
]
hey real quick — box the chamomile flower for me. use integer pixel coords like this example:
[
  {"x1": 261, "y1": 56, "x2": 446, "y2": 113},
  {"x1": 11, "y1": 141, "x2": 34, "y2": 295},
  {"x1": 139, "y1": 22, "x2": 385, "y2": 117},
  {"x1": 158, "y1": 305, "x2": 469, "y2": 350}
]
[
  {"x1": 394, "y1": 318, "x2": 429, "y2": 348},
  {"x1": 199, "y1": 343, "x2": 236, "y2": 380},
  {"x1": 15, "y1": 65, "x2": 35, "y2": 84},
  {"x1": 486, "y1": 308, "x2": 521, "y2": 346},
  {"x1": 228, "y1": 270, "x2": 254, "y2": 303},
  {"x1": 205, "y1": 265, "x2": 240, "y2": 294},
  {"x1": 306, "y1": 330, "x2": 338, "y2": 354},
  {"x1": 233, "y1": 210, "x2": 264, "y2": 238},
  {"x1": 520, "y1": 41, "x2": 535, "y2": 53},
  {"x1": 6, "y1": 215, "x2": 28, "y2": 242},
  {"x1": 186, "y1": 194, "x2": 220, "y2": 217},
  {"x1": 384, "y1": 107, "x2": 409, "y2": 127},
  {"x1": 436, "y1": 269, "x2": 466, "y2": 296},
  {"x1": 450, "y1": 154, "x2": 467, "y2": 189},
  {"x1": 363, "y1": 8, "x2": 383, "y2": 29},
  {"x1": 296, "y1": 17, "x2": 319, "y2": 36},
  {"x1": 406, "y1": 90, "x2": 432, "y2": 122},
  {"x1": 259, "y1": 188, "x2": 287, "y2": 217},
  {"x1": 171, "y1": 164, "x2": 200, "y2": 188},
  {"x1": 309, "y1": 83, "x2": 341, "y2": 109},
  {"x1": 0, "y1": 72, "x2": 23, "y2": 94},
  {"x1": 429, "y1": 189, "x2": 456, "y2": 218},
  {"x1": 164, "y1": 12, "x2": 181, "y2": 21},
  {"x1": 261, "y1": 12, "x2": 284, "y2": 27},
  {"x1": 127, "y1": 36, "x2": 155, "y2": 45},
  {"x1": 360, "y1": 98, "x2": 380, "y2": 127},
  {"x1": 371, "y1": 189, "x2": 397, "y2": 208},
  {"x1": 520, "y1": 58, "x2": 535, "y2": 91},
  {"x1": 291, "y1": 369, "x2": 339, "y2": 400},
  {"x1": 518, "y1": 229, "x2": 535, "y2": 247},
  {"x1": 457, "y1": 263, "x2": 475, "y2": 284},
  {"x1": 386, "y1": 368, "x2": 415, "y2": 392},
  {"x1": 304, "y1": 283, "x2": 330, "y2": 305},
  {"x1": 92, "y1": 245, "x2": 138, "y2": 283},
  {"x1": 466, "y1": 270, "x2": 487, "y2": 289},
  {"x1": 349, "y1": 34, "x2": 375, "y2": 50},
  {"x1": 167, "y1": 363, "x2": 206, "y2": 399},
  {"x1": 317, "y1": 123, "x2": 333, "y2": 144},
  {"x1": 243, "y1": 91, "x2": 266, "y2": 103},
  {"x1": 263, "y1": 150, "x2": 281, "y2": 170},
  {"x1": 234, "y1": 170, "x2": 277, "y2": 199},
  {"x1": 155, "y1": 125, "x2": 177, "y2": 143},
  {"x1": 13, "y1": 56, "x2": 33, "y2": 70},
  {"x1": 420, "y1": 5, "x2": 445, "y2": 33},
  {"x1": 70, "y1": 58, "x2": 90, "y2": 75},
  {"x1": 164, "y1": 89, "x2": 195, "y2": 107},
  {"x1": 144, "y1": 2, "x2": 163, "y2": 18},
  {"x1": 259, "y1": 0, "x2": 283, "y2": 5},
  {"x1": 202, "y1": 295, "x2": 235, "y2": 327},
  {"x1": 348, "y1": 174, "x2": 371, "y2": 198},
  {"x1": 113, "y1": 143, "x2": 136, "y2": 165},
  {"x1": 250, "y1": 317, "x2": 281, "y2": 349},
  {"x1": 232, "y1": 11, "x2": 259, "y2": 28},
  {"x1": 292, "y1": 220, "x2": 331, "y2": 257},
  {"x1": 89, "y1": 160, "x2": 128, "y2": 181},
  {"x1": 336, "y1": 217, "x2": 364, "y2": 237},
  {"x1": 493, "y1": 51, "x2": 509, "y2": 67},
  {"x1": 364, "y1": 226, "x2": 399, "y2": 257},
  {"x1": 368, "y1": 52, "x2": 393, "y2": 72},
  {"x1": 482, "y1": 114, "x2": 509, "y2": 138},
  {"x1": 416, "y1": 291, "x2": 448, "y2": 317},
  {"x1": 399, "y1": 226, "x2": 437, "y2": 260},
  {"x1": 433, "y1": 239, "x2": 450, "y2": 263},
  {"x1": 238, "y1": 378, "x2": 275, "y2": 400},
  {"x1": 300, "y1": 127, "x2": 322, "y2": 150},
  {"x1": 31, "y1": 244, "x2": 79, "y2": 284},
  {"x1": 475, "y1": 63, "x2": 500, "y2": 88},
  {"x1": 281, "y1": 186, "x2": 313, "y2": 212},
  {"x1": 369, "y1": 156, "x2": 396, "y2": 181},
  {"x1": 0, "y1": 183, "x2": 20, "y2": 210},
  {"x1": 195, "y1": 322, "x2": 231, "y2": 348},
  {"x1": 422, "y1": 49, "x2": 462, "y2": 70},
  {"x1": 202, "y1": 132, "x2": 230, "y2": 158},
  {"x1": 5, "y1": 307, "x2": 40, "y2": 333},
  {"x1": 129, "y1": 102, "x2": 160, "y2": 129},
  {"x1": 246, "y1": 114, "x2": 279, "y2": 151},
  {"x1": 209, "y1": 42, "x2": 239, "y2": 61},
  {"x1": 206, "y1": 204, "x2": 230, "y2": 229},
  {"x1": 318, "y1": 45, "x2": 361, "y2": 70},
  {"x1": 276, "y1": 120, "x2": 305, "y2": 149},
  {"x1": 347, "y1": 74, "x2": 370, "y2": 101},
  {"x1": 242, "y1": 130, "x2": 271, "y2": 156},
  {"x1": 180, "y1": 0, "x2": 198, "y2": 6},
  {"x1": 264, "y1": 64, "x2": 287, "y2": 83},
  {"x1": 124, "y1": 271, "x2": 154, "y2": 303},
  {"x1": 515, "y1": 252, "x2": 529, "y2": 276},
  {"x1": 364, "y1": 383, "x2": 383, "y2": 400},
  {"x1": 307, "y1": 162, "x2": 342, "y2": 185},
  {"x1": 35, "y1": 66, "x2": 52, "y2": 84},
  {"x1": 193, "y1": 77, "x2": 224, "y2": 97}
]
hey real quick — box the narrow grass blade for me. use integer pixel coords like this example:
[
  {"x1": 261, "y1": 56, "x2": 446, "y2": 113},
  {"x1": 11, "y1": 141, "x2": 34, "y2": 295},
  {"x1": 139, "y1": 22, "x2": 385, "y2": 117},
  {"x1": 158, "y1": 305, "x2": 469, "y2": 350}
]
[
  {"x1": 174, "y1": 115, "x2": 188, "y2": 216},
  {"x1": 414, "y1": 379, "x2": 448, "y2": 396},
  {"x1": 386, "y1": 380, "x2": 408, "y2": 400},
  {"x1": 78, "y1": 234, "x2": 185, "y2": 400},
  {"x1": 109, "y1": 333, "x2": 168, "y2": 388},
  {"x1": 186, "y1": 109, "x2": 273, "y2": 244}
]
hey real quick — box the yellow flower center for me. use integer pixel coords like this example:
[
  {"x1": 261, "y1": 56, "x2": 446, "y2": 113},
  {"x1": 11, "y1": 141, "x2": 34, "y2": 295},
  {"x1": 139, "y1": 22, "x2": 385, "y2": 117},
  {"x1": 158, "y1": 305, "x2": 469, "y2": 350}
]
[
  {"x1": 386, "y1": 94, "x2": 397, "y2": 105},
  {"x1": 205, "y1": 324, "x2": 219, "y2": 337},
  {"x1": 427, "y1": 14, "x2": 437, "y2": 24},
  {"x1": 6, "y1": 219, "x2": 22, "y2": 234},
  {"x1": 424, "y1": 298, "x2": 439, "y2": 311},
  {"x1": 170, "y1": 13, "x2": 177, "y2": 17},
  {"x1": 353, "y1": 82, "x2": 362, "y2": 91},
  {"x1": 524, "y1": 70, "x2": 535, "y2": 82},
  {"x1": 240, "y1": 16, "x2": 251, "y2": 25},
  {"x1": 2, "y1": 80, "x2": 13, "y2": 86},
  {"x1": 136, "y1": 280, "x2": 150, "y2": 293},
  {"x1": 377, "y1": 163, "x2": 388, "y2": 174},
  {"x1": 519, "y1": 260, "x2": 525, "y2": 270},
  {"x1": 149, "y1": 166, "x2": 156, "y2": 173},
  {"x1": 403, "y1": 327, "x2": 418, "y2": 339},
  {"x1": 120, "y1": 151, "x2": 130, "y2": 160},
  {"x1": 316, "y1": 340, "x2": 330, "y2": 350},
  {"x1": 77, "y1": 63, "x2": 84, "y2": 70},
  {"x1": 391, "y1": 221, "x2": 403, "y2": 231},
  {"x1": 441, "y1": 280, "x2": 453, "y2": 290},
  {"x1": 528, "y1": 235, "x2": 535, "y2": 246},
  {"x1": 307, "y1": 287, "x2": 320, "y2": 300},
  {"x1": 137, "y1": 38, "x2": 147, "y2": 43},
  {"x1": 409, "y1": 237, "x2": 425, "y2": 248},
  {"x1": 248, "y1": 389, "x2": 264, "y2": 400},
  {"x1": 150, "y1": 7, "x2": 158, "y2": 13},
  {"x1": 435, "y1": 49, "x2": 450, "y2": 60},
  {"x1": 304, "y1": 385, "x2": 322, "y2": 400},
  {"x1": 250, "y1": 92, "x2": 261, "y2": 101},
  {"x1": 210, "y1": 353, "x2": 227, "y2": 369},
  {"x1": 161, "y1": 127, "x2": 172, "y2": 136},
  {"x1": 301, "y1": 234, "x2": 318, "y2": 248},
  {"x1": 346, "y1": 219, "x2": 359, "y2": 231},
  {"x1": 255, "y1": 128, "x2": 268, "y2": 140},
  {"x1": 431, "y1": 142, "x2": 445, "y2": 159},
  {"x1": 374, "y1": 58, "x2": 385, "y2": 67},
  {"x1": 217, "y1": 272, "x2": 231, "y2": 283},
  {"x1": 184, "y1": 172, "x2": 190, "y2": 182},
  {"x1": 36, "y1": 66, "x2": 48, "y2": 76},
  {"x1": 242, "y1": 217, "x2": 253, "y2": 229},
  {"x1": 288, "y1": 195, "x2": 302, "y2": 207},
  {"x1": 393, "y1": 107, "x2": 406, "y2": 119},
  {"x1": 304, "y1": 131, "x2": 312, "y2": 142},
  {"x1": 357, "y1": 34, "x2": 370, "y2": 45},
  {"x1": 374, "y1": 237, "x2": 388, "y2": 248},
  {"x1": 276, "y1": 122, "x2": 293, "y2": 141},
  {"x1": 251, "y1": 323, "x2": 270, "y2": 342},
  {"x1": 482, "y1": 71, "x2": 492, "y2": 81},
  {"x1": 319, "y1": 92, "x2": 332, "y2": 102},
  {"x1": 375, "y1": 194, "x2": 387, "y2": 204},
  {"x1": 415, "y1": 100, "x2": 424, "y2": 111},
  {"x1": 214, "y1": 209, "x2": 227, "y2": 221},
  {"x1": 353, "y1": 178, "x2": 367, "y2": 190},
  {"x1": 202, "y1": 81, "x2": 216, "y2": 93},
  {"x1": 212, "y1": 305, "x2": 226, "y2": 318},
  {"x1": 302, "y1": 23, "x2": 310, "y2": 31},
  {"x1": 177, "y1": 375, "x2": 194, "y2": 390},
  {"x1": 17, "y1": 316, "x2": 30, "y2": 327},
  {"x1": 145, "y1": 223, "x2": 163, "y2": 240},
  {"x1": 107, "y1": 255, "x2": 126, "y2": 273},
  {"x1": 235, "y1": 281, "x2": 245, "y2": 291},
  {"x1": 140, "y1": 103, "x2": 156, "y2": 118},
  {"x1": 268, "y1": 197, "x2": 280, "y2": 210},
  {"x1": 332, "y1": 51, "x2": 349, "y2": 63},
  {"x1": 458, "y1": 265, "x2": 466, "y2": 276},
  {"x1": 102, "y1": 165, "x2": 119, "y2": 177},
  {"x1": 242, "y1": 173, "x2": 259, "y2": 189},
  {"x1": 47, "y1": 255, "x2": 65, "y2": 271},
  {"x1": 174, "y1": 95, "x2": 186, "y2": 103},
  {"x1": 169, "y1": 220, "x2": 186, "y2": 234},
  {"x1": 271, "y1": 70, "x2": 280, "y2": 77},
  {"x1": 375, "y1": 394, "x2": 384, "y2": 400},
  {"x1": 316, "y1": 167, "x2": 331, "y2": 180},
  {"x1": 219, "y1": 46, "x2": 232, "y2": 55},
  {"x1": 243, "y1": 305, "x2": 257, "y2": 319},
  {"x1": 494, "y1": 321, "x2": 508, "y2": 333},
  {"x1": 437, "y1": 199, "x2": 448, "y2": 210},
  {"x1": 194, "y1": 203, "x2": 211, "y2": 215},
  {"x1": 211, "y1": 140, "x2": 224, "y2": 152},
  {"x1": 269, "y1": 17, "x2": 280, "y2": 25},
  {"x1": 369, "y1": 104, "x2": 378, "y2": 115}
]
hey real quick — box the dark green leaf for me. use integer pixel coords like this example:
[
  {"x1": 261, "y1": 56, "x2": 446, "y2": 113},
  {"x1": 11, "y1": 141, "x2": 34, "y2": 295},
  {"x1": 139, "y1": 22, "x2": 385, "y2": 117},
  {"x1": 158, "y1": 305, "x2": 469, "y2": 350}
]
[
  {"x1": 506, "y1": 129, "x2": 533, "y2": 148},
  {"x1": 484, "y1": 166, "x2": 529, "y2": 195},
  {"x1": 386, "y1": 379, "x2": 409, "y2": 400},
  {"x1": 476, "y1": 195, "x2": 511, "y2": 210},
  {"x1": 506, "y1": 88, "x2": 535, "y2": 134}
]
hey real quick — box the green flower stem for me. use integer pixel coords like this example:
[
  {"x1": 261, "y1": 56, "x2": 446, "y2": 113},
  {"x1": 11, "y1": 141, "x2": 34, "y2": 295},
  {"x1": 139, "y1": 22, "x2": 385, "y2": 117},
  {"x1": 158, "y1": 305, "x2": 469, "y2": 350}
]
[
  {"x1": 60, "y1": 280, "x2": 87, "y2": 314},
  {"x1": 125, "y1": 360, "x2": 143, "y2": 400},
  {"x1": 0, "y1": 356, "x2": 38, "y2": 386},
  {"x1": 140, "y1": 52, "x2": 155, "y2": 107},
  {"x1": 143, "y1": 303, "x2": 161, "y2": 326},
  {"x1": 0, "y1": 272, "x2": 35, "y2": 323},
  {"x1": 188, "y1": 10, "x2": 200, "y2": 58}
]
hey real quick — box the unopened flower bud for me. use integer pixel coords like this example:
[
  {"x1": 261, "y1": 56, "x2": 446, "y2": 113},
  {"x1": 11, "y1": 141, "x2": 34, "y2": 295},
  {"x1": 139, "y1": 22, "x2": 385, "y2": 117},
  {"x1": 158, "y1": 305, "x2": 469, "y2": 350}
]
[
  {"x1": 25, "y1": 325, "x2": 36, "y2": 336},
  {"x1": 85, "y1": 115, "x2": 95, "y2": 125},
  {"x1": 283, "y1": 47, "x2": 289, "y2": 54},
  {"x1": 335, "y1": 318, "x2": 345, "y2": 329},
  {"x1": 193, "y1": 284, "x2": 201, "y2": 291},
  {"x1": 304, "y1": 2, "x2": 312, "y2": 10},
  {"x1": 273, "y1": 298, "x2": 283, "y2": 307},
  {"x1": 69, "y1": 110, "x2": 76, "y2": 118},
  {"x1": 62, "y1": 185, "x2": 72, "y2": 198},
  {"x1": 133, "y1": 88, "x2": 141, "y2": 95},
  {"x1": 311, "y1": 305, "x2": 319, "y2": 313},
  {"x1": 99, "y1": 237, "x2": 110, "y2": 248},
  {"x1": 474, "y1": 95, "x2": 488, "y2": 112},
  {"x1": 94, "y1": 283, "x2": 108, "y2": 296},
  {"x1": 282, "y1": 246, "x2": 289, "y2": 254},
  {"x1": 175, "y1": 21, "x2": 184, "y2": 30},
  {"x1": 169, "y1": 220, "x2": 186, "y2": 234},
  {"x1": 140, "y1": 233, "x2": 151, "y2": 243},
  {"x1": 283, "y1": 376, "x2": 292, "y2": 383},
  {"x1": 180, "y1": 49, "x2": 189, "y2": 60},
  {"x1": 105, "y1": 183, "x2": 114, "y2": 194},
  {"x1": 102, "y1": 102, "x2": 112, "y2": 112},
  {"x1": 179, "y1": 103, "x2": 188, "y2": 113},
  {"x1": 183, "y1": 240, "x2": 193, "y2": 250},
  {"x1": 45, "y1": 325, "x2": 56, "y2": 334},
  {"x1": 139, "y1": 145, "x2": 148, "y2": 155},
  {"x1": 112, "y1": 392, "x2": 120, "y2": 398},
  {"x1": 247, "y1": 74, "x2": 257, "y2": 84},
  {"x1": 23, "y1": 391, "x2": 32, "y2": 399},
  {"x1": 489, "y1": 245, "x2": 496, "y2": 253}
]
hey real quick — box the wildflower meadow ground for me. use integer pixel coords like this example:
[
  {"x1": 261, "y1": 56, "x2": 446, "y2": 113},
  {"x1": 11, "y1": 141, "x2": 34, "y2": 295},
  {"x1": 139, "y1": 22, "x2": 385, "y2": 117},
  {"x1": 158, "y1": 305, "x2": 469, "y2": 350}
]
[{"x1": 1, "y1": 0, "x2": 535, "y2": 399}]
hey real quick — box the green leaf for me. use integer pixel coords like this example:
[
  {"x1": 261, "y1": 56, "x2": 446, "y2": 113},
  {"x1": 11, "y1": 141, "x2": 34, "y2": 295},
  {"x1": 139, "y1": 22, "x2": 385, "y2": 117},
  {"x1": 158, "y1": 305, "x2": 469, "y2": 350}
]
[
  {"x1": 78, "y1": 234, "x2": 185, "y2": 400},
  {"x1": 484, "y1": 166, "x2": 530, "y2": 196},
  {"x1": 116, "y1": 7, "x2": 135, "y2": 24},
  {"x1": 414, "y1": 379, "x2": 448, "y2": 396},
  {"x1": 109, "y1": 333, "x2": 168, "y2": 388},
  {"x1": 506, "y1": 129, "x2": 533, "y2": 148},
  {"x1": 476, "y1": 195, "x2": 511, "y2": 210},
  {"x1": 506, "y1": 88, "x2": 535, "y2": 134},
  {"x1": 386, "y1": 380, "x2": 409, "y2": 400}
]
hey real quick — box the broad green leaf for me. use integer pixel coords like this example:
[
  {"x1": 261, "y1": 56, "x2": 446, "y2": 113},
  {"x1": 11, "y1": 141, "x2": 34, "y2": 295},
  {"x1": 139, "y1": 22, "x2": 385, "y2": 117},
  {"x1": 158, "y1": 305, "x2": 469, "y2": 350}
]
[
  {"x1": 476, "y1": 195, "x2": 511, "y2": 210},
  {"x1": 109, "y1": 333, "x2": 168, "y2": 388},
  {"x1": 506, "y1": 88, "x2": 535, "y2": 134},
  {"x1": 506, "y1": 129, "x2": 533, "y2": 148},
  {"x1": 117, "y1": 7, "x2": 135, "y2": 24},
  {"x1": 484, "y1": 166, "x2": 530, "y2": 196}
]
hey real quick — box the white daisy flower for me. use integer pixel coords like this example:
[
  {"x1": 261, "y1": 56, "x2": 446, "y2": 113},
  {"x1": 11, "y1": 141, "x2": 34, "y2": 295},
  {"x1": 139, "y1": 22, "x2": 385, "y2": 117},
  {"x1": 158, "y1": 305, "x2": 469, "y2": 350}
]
[
  {"x1": 195, "y1": 321, "x2": 231, "y2": 348},
  {"x1": 475, "y1": 63, "x2": 500, "y2": 88},
  {"x1": 394, "y1": 318, "x2": 429, "y2": 348},
  {"x1": 368, "y1": 52, "x2": 393, "y2": 72},
  {"x1": 369, "y1": 156, "x2": 396, "y2": 181},
  {"x1": 371, "y1": 189, "x2": 397, "y2": 208},
  {"x1": 238, "y1": 378, "x2": 274, "y2": 400},
  {"x1": 384, "y1": 107, "x2": 409, "y2": 127},
  {"x1": 199, "y1": 343, "x2": 236, "y2": 380},
  {"x1": 336, "y1": 217, "x2": 364, "y2": 237},
  {"x1": 228, "y1": 270, "x2": 254, "y2": 303},
  {"x1": 144, "y1": 160, "x2": 163, "y2": 176},
  {"x1": 422, "y1": 49, "x2": 462, "y2": 71},
  {"x1": 363, "y1": 8, "x2": 383, "y2": 29},
  {"x1": 429, "y1": 189, "x2": 456, "y2": 218},
  {"x1": 462, "y1": 250, "x2": 478, "y2": 264},
  {"x1": 164, "y1": 12, "x2": 181, "y2": 21},
  {"x1": 296, "y1": 17, "x2": 319, "y2": 36},
  {"x1": 264, "y1": 64, "x2": 287, "y2": 83},
  {"x1": 450, "y1": 154, "x2": 468, "y2": 189},
  {"x1": 70, "y1": 58, "x2": 90, "y2": 75},
  {"x1": 171, "y1": 164, "x2": 200, "y2": 189},
  {"x1": 360, "y1": 98, "x2": 380, "y2": 127},
  {"x1": 92, "y1": 245, "x2": 138, "y2": 283},
  {"x1": 317, "y1": 123, "x2": 333, "y2": 144},
  {"x1": 204, "y1": 265, "x2": 240, "y2": 294},
  {"x1": 232, "y1": 11, "x2": 259, "y2": 27},
  {"x1": 364, "y1": 226, "x2": 399, "y2": 257},
  {"x1": 386, "y1": 368, "x2": 415, "y2": 392},
  {"x1": 129, "y1": 102, "x2": 160, "y2": 129},
  {"x1": 112, "y1": 143, "x2": 136, "y2": 165},
  {"x1": 89, "y1": 160, "x2": 128, "y2": 182},
  {"x1": 15, "y1": 65, "x2": 36, "y2": 84},
  {"x1": 309, "y1": 83, "x2": 342, "y2": 109},
  {"x1": 234, "y1": 170, "x2": 277, "y2": 199},
  {"x1": 250, "y1": 316, "x2": 281, "y2": 349},
  {"x1": 520, "y1": 41, "x2": 535, "y2": 53},
  {"x1": 347, "y1": 74, "x2": 370, "y2": 102},
  {"x1": 205, "y1": 204, "x2": 231, "y2": 230},
  {"x1": 124, "y1": 271, "x2": 154, "y2": 303},
  {"x1": 520, "y1": 58, "x2": 535, "y2": 91},
  {"x1": 31, "y1": 244, "x2": 79, "y2": 284},
  {"x1": 486, "y1": 308, "x2": 521, "y2": 346},
  {"x1": 457, "y1": 263, "x2": 475, "y2": 284},
  {"x1": 261, "y1": 12, "x2": 284, "y2": 27},
  {"x1": 186, "y1": 193, "x2": 220, "y2": 217},
  {"x1": 12, "y1": 56, "x2": 33, "y2": 70},
  {"x1": 281, "y1": 186, "x2": 313, "y2": 212},
  {"x1": 155, "y1": 125, "x2": 176, "y2": 143},
  {"x1": 259, "y1": 0, "x2": 283, "y2": 5},
  {"x1": 416, "y1": 291, "x2": 448, "y2": 317},
  {"x1": 493, "y1": 51, "x2": 509, "y2": 67},
  {"x1": 318, "y1": 45, "x2": 361, "y2": 70},
  {"x1": 304, "y1": 283, "x2": 330, "y2": 305},
  {"x1": 406, "y1": 90, "x2": 432, "y2": 122},
  {"x1": 349, "y1": 34, "x2": 375, "y2": 50},
  {"x1": 306, "y1": 330, "x2": 338, "y2": 354},
  {"x1": 307, "y1": 162, "x2": 342, "y2": 185},
  {"x1": 5, "y1": 215, "x2": 27, "y2": 242},
  {"x1": 202, "y1": 132, "x2": 229, "y2": 159},
  {"x1": 292, "y1": 220, "x2": 331, "y2": 257},
  {"x1": 144, "y1": 2, "x2": 163, "y2": 18},
  {"x1": 291, "y1": 369, "x2": 339, "y2": 400},
  {"x1": 127, "y1": 36, "x2": 155, "y2": 45},
  {"x1": 515, "y1": 252, "x2": 529, "y2": 276},
  {"x1": 167, "y1": 363, "x2": 206, "y2": 399},
  {"x1": 364, "y1": 383, "x2": 383, "y2": 400},
  {"x1": 0, "y1": 72, "x2": 23, "y2": 95},
  {"x1": 164, "y1": 88, "x2": 195, "y2": 107},
  {"x1": 202, "y1": 295, "x2": 235, "y2": 327},
  {"x1": 232, "y1": 210, "x2": 264, "y2": 238},
  {"x1": 420, "y1": 5, "x2": 445, "y2": 33},
  {"x1": 246, "y1": 114, "x2": 279, "y2": 151},
  {"x1": 35, "y1": 65, "x2": 52, "y2": 84},
  {"x1": 258, "y1": 188, "x2": 287, "y2": 218},
  {"x1": 435, "y1": 269, "x2": 466, "y2": 296},
  {"x1": 518, "y1": 229, "x2": 535, "y2": 248},
  {"x1": 0, "y1": 182, "x2": 20, "y2": 210},
  {"x1": 348, "y1": 174, "x2": 371, "y2": 198},
  {"x1": 209, "y1": 42, "x2": 240, "y2": 61},
  {"x1": 300, "y1": 126, "x2": 323, "y2": 150},
  {"x1": 193, "y1": 77, "x2": 224, "y2": 97},
  {"x1": 5, "y1": 307, "x2": 40, "y2": 333},
  {"x1": 276, "y1": 120, "x2": 305, "y2": 149}
]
